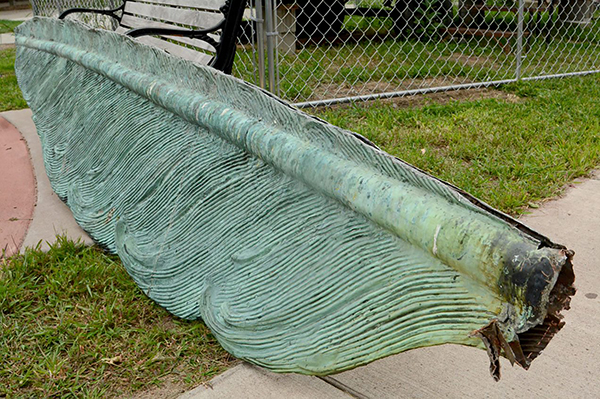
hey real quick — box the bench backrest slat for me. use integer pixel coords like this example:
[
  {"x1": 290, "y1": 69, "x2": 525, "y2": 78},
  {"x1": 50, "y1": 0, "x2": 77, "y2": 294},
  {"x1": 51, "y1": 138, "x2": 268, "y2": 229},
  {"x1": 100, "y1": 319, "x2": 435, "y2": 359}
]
[
  {"x1": 135, "y1": 34, "x2": 215, "y2": 64},
  {"x1": 123, "y1": 2, "x2": 225, "y2": 29},
  {"x1": 134, "y1": 0, "x2": 226, "y2": 11}
]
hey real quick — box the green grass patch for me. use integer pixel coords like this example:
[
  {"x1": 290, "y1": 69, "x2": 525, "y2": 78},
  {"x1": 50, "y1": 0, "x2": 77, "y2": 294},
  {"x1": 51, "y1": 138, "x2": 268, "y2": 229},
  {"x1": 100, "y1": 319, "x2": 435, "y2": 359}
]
[
  {"x1": 313, "y1": 74, "x2": 600, "y2": 215},
  {"x1": 0, "y1": 20, "x2": 22, "y2": 34},
  {"x1": 0, "y1": 237, "x2": 235, "y2": 398},
  {"x1": 0, "y1": 48, "x2": 27, "y2": 112}
]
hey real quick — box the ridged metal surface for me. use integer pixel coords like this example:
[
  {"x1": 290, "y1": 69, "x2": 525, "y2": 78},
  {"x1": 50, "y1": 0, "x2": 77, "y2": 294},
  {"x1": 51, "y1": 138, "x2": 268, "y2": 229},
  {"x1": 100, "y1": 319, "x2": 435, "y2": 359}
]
[{"x1": 15, "y1": 18, "x2": 575, "y2": 377}]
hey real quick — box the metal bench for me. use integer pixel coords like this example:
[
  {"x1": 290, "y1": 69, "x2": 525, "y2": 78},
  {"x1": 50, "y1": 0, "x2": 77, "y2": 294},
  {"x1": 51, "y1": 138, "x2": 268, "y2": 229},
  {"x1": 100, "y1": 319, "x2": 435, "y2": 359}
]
[{"x1": 59, "y1": 0, "x2": 247, "y2": 74}]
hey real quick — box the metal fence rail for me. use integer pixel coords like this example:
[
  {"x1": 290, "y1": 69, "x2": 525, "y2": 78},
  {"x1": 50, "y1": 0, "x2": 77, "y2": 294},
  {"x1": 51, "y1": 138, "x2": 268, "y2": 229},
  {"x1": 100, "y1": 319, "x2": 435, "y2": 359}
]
[{"x1": 30, "y1": 0, "x2": 600, "y2": 107}]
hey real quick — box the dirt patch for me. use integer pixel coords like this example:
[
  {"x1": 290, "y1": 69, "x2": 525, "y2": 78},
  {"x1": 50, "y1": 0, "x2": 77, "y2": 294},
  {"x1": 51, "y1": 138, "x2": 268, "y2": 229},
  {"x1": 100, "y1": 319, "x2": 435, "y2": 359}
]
[
  {"x1": 0, "y1": 43, "x2": 15, "y2": 50},
  {"x1": 306, "y1": 77, "x2": 461, "y2": 104},
  {"x1": 444, "y1": 52, "x2": 502, "y2": 69},
  {"x1": 298, "y1": 73, "x2": 522, "y2": 107},
  {"x1": 319, "y1": 86, "x2": 521, "y2": 111}
]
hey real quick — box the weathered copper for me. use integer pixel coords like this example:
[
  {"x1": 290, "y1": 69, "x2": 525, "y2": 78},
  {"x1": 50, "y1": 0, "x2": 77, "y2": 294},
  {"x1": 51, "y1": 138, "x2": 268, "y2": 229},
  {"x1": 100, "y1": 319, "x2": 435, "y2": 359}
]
[{"x1": 15, "y1": 17, "x2": 575, "y2": 379}]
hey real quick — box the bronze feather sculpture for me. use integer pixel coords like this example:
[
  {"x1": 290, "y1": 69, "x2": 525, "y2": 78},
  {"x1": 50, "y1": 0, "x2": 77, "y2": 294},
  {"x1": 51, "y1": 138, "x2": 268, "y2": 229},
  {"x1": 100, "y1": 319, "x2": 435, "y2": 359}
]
[{"x1": 15, "y1": 17, "x2": 575, "y2": 380}]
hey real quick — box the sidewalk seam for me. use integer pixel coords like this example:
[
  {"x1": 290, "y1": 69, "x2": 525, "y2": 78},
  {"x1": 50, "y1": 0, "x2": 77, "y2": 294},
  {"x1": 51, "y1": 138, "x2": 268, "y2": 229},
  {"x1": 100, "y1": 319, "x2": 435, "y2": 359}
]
[{"x1": 317, "y1": 376, "x2": 370, "y2": 399}]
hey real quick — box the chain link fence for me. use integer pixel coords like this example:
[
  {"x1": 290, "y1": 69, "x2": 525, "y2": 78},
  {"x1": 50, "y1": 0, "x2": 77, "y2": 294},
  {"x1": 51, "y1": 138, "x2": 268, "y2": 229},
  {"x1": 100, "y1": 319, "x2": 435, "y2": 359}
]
[
  {"x1": 254, "y1": 0, "x2": 600, "y2": 106},
  {"x1": 30, "y1": 0, "x2": 116, "y2": 28},
  {"x1": 29, "y1": 0, "x2": 600, "y2": 107}
]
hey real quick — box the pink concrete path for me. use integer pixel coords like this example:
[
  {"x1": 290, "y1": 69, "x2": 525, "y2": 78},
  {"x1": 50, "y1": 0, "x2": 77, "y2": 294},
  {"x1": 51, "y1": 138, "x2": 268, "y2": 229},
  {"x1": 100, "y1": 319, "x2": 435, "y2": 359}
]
[{"x1": 0, "y1": 115, "x2": 36, "y2": 258}]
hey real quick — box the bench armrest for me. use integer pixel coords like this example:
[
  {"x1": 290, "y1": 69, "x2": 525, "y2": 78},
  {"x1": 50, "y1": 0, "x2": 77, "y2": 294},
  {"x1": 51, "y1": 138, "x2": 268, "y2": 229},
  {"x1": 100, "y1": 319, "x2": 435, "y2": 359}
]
[
  {"x1": 58, "y1": 4, "x2": 124, "y2": 21},
  {"x1": 125, "y1": 22, "x2": 224, "y2": 49}
]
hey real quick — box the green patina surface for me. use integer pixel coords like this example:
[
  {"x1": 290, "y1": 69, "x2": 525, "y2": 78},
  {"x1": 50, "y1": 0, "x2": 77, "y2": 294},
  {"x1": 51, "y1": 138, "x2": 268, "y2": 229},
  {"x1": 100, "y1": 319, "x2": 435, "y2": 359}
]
[{"x1": 14, "y1": 18, "x2": 575, "y2": 378}]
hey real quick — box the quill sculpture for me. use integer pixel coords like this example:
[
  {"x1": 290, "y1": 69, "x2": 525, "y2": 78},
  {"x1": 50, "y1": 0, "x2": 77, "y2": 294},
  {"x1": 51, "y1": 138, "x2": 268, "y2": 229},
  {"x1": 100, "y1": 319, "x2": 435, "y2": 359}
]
[{"x1": 15, "y1": 18, "x2": 575, "y2": 380}]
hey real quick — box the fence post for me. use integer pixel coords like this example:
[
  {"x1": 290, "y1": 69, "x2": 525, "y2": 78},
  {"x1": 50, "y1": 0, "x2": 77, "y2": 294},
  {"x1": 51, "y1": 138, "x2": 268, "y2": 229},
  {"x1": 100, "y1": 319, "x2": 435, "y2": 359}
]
[
  {"x1": 31, "y1": 0, "x2": 39, "y2": 15},
  {"x1": 264, "y1": 0, "x2": 278, "y2": 93},
  {"x1": 515, "y1": 0, "x2": 525, "y2": 80},
  {"x1": 255, "y1": 0, "x2": 267, "y2": 89}
]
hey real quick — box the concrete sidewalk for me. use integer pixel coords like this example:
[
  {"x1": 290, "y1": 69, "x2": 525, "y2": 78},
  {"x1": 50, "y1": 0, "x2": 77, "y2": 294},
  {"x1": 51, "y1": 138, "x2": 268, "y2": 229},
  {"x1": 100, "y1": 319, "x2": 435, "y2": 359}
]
[
  {"x1": 1, "y1": 109, "x2": 92, "y2": 253},
  {"x1": 0, "y1": 7, "x2": 33, "y2": 46},
  {"x1": 2, "y1": 109, "x2": 598, "y2": 398},
  {"x1": 0, "y1": 8, "x2": 33, "y2": 21}
]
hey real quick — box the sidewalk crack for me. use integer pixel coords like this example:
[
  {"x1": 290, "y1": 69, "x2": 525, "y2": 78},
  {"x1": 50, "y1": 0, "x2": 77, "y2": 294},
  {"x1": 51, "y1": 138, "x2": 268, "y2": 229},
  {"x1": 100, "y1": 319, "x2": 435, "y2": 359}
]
[{"x1": 317, "y1": 376, "x2": 370, "y2": 399}]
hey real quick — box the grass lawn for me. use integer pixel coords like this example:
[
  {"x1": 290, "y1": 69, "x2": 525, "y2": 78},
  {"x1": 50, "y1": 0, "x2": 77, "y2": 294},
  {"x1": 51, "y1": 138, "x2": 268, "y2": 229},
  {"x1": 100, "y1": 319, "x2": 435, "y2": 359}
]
[
  {"x1": 1, "y1": 48, "x2": 28, "y2": 112},
  {"x1": 1, "y1": 39, "x2": 599, "y2": 397},
  {"x1": 1, "y1": 238, "x2": 235, "y2": 398},
  {"x1": 1, "y1": 20, "x2": 27, "y2": 113},
  {"x1": 314, "y1": 74, "x2": 600, "y2": 215},
  {"x1": 0, "y1": 20, "x2": 22, "y2": 34}
]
